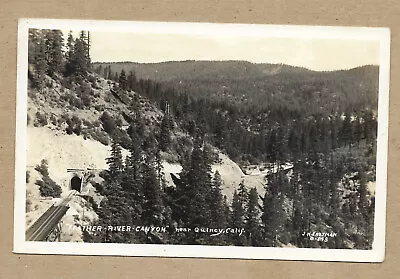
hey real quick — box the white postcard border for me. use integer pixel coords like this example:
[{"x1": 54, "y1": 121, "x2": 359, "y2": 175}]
[{"x1": 14, "y1": 18, "x2": 391, "y2": 262}]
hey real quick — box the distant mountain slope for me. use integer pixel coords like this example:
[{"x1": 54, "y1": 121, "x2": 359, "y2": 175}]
[
  {"x1": 94, "y1": 60, "x2": 317, "y2": 82},
  {"x1": 93, "y1": 61, "x2": 379, "y2": 115},
  {"x1": 93, "y1": 60, "x2": 378, "y2": 83}
]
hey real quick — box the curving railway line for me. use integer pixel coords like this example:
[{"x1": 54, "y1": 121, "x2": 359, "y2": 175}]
[{"x1": 25, "y1": 191, "x2": 77, "y2": 241}]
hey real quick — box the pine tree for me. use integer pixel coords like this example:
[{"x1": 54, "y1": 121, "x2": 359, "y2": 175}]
[
  {"x1": 86, "y1": 31, "x2": 91, "y2": 64},
  {"x1": 121, "y1": 156, "x2": 144, "y2": 218},
  {"x1": 289, "y1": 162, "x2": 311, "y2": 247},
  {"x1": 154, "y1": 150, "x2": 165, "y2": 188},
  {"x1": 73, "y1": 37, "x2": 89, "y2": 76},
  {"x1": 159, "y1": 113, "x2": 172, "y2": 152},
  {"x1": 44, "y1": 30, "x2": 64, "y2": 76},
  {"x1": 35, "y1": 40, "x2": 48, "y2": 91},
  {"x1": 237, "y1": 180, "x2": 248, "y2": 209},
  {"x1": 28, "y1": 29, "x2": 42, "y2": 65},
  {"x1": 106, "y1": 141, "x2": 123, "y2": 176},
  {"x1": 174, "y1": 135, "x2": 213, "y2": 243},
  {"x1": 65, "y1": 31, "x2": 91, "y2": 77},
  {"x1": 64, "y1": 31, "x2": 74, "y2": 75},
  {"x1": 245, "y1": 187, "x2": 262, "y2": 246},
  {"x1": 89, "y1": 180, "x2": 145, "y2": 244},
  {"x1": 230, "y1": 189, "x2": 247, "y2": 245},
  {"x1": 262, "y1": 172, "x2": 286, "y2": 246},
  {"x1": 107, "y1": 66, "x2": 113, "y2": 80},
  {"x1": 141, "y1": 155, "x2": 164, "y2": 226},
  {"x1": 119, "y1": 69, "x2": 128, "y2": 91},
  {"x1": 79, "y1": 31, "x2": 91, "y2": 68},
  {"x1": 127, "y1": 70, "x2": 137, "y2": 91},
  {"x1": 125, "y1": 131, "x2": 144, "y2": 185},
  {"x1": 209, "y1": 171, "x2": 227, "y2": 228},
  {"x1": 89, "y1": 136, "x2": 146, "y2": 244},
  {"x1": 28, "y1": 30, "x2": 48, "y2": 91},
  {"x1": 223, "y1": 195, "x2": 231, "y2": 225}
]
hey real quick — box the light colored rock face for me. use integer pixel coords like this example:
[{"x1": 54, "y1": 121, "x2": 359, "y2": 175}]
[
  {"x1": 162, "y1": 151, "x2": 267, "y2": 202},
  {"x1": 26, "y1": 126, "x2": 112, "y2": 194},
  {"x1": 212, "y1": 152, "x2": 266, "y2": 200},
  {"x1": 162, "y1": 161, "x2": 183, "y2": 187},
  {"x1": 25, "y1": 126, "x2": 107, "y2": 241}
]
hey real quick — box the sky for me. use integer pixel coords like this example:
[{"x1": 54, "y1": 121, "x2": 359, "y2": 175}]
[{"x1": 66, "y1": 30, "x2": 380, "y2": 72}]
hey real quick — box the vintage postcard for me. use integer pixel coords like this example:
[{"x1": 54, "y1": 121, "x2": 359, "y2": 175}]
[{"x1": 14, "y1": 19, "x2": 390, "y2": 262}]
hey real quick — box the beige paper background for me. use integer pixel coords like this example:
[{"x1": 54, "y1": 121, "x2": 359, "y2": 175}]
[{"x1": 0, "y1": 0, "x2": 399, "y2": 278}]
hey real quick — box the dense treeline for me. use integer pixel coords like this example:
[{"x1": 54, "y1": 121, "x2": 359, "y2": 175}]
[
  {"x1": 84, "y1": 112, "x2": 243, "y2": 245},
  {"x1": 94, "y1": 61, "x2": 378, "y2": 116},
  {"x1": 28, "y1": 29, "x2": 91, "y2": 90},
  {"x1": 85, "y1": 123, "x2": 375, "y2": 248},
  {"x1": 89, "y1": 63, "x2": 377, "y2": 248},
  {"x1": 96, "y1": 64, "x2": 378, "y2": 165}
]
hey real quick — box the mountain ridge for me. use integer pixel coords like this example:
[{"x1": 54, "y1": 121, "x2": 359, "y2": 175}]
[{"x1": 93, "y1": 60, "x2": 379, "y2": 82}]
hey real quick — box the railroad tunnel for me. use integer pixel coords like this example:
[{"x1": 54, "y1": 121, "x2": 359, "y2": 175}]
[{"x1": 70, "y1": 175, "x2": 82, "y2": 192}]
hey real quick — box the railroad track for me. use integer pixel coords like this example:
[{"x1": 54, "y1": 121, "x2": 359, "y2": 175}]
[{"x1": 26, "y1": 191, "x2": 77, "y2": 241}]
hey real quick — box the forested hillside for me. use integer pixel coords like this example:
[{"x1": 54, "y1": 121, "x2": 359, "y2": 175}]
[
  {"x1": 95, "y1": 61, "x2": 378, "y2": 165},
  {"x1": 28, "y1": 29, "x2": 377, "y2": 249}
]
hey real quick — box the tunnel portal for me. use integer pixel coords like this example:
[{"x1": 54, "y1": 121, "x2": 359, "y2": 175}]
[{"x1": 70, "y1": 175, "x2": 82, "y2": 192}]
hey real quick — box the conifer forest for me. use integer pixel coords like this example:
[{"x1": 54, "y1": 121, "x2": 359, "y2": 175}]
[{"x1": 27, "y1": 28, "x2": 378, "y2": 249}]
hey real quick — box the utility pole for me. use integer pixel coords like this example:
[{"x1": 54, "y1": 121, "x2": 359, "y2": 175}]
[
  {"x1": 165, "y1": 101, "x2": 170, "y2": 115},
  {"x1": 87, "y1": 31, "x2": 91, "y2": 58}
]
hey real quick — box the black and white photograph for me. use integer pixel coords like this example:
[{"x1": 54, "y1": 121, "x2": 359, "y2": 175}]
[{"x1": 14, "y1": 19, "x2": 390, "y2": 262}]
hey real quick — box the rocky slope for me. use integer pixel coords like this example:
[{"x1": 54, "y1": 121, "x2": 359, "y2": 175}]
[{"x1": 25, "y1": 72, "x2": 264, "y2": 242}]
